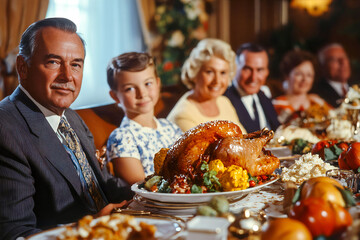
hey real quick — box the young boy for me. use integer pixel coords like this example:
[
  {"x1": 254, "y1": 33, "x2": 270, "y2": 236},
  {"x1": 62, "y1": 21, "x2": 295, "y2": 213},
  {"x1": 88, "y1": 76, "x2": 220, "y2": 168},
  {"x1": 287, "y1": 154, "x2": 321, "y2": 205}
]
[{"x1": 106, "y1": 52, "x2": 183, "y2": 185}]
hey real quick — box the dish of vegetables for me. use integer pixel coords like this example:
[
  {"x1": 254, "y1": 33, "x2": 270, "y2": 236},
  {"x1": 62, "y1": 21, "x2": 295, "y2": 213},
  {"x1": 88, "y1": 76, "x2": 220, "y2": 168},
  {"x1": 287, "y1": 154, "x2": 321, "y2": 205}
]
[
  {"x1": 131, "y1": 176, "x2": 279, "y2": 203},
  {"x1": 131, "y1": 161, "x2": 280, "y2": 204}
]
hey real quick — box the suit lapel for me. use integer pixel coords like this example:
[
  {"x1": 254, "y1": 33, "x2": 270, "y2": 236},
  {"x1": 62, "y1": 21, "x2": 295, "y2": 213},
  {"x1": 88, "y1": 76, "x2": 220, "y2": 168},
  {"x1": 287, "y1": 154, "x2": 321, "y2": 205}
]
[
  {"x1": 225, "y1": 86, "x2": 258, "y2": 132},
  {"x1": 313, "y1": 79, "x2": 342, "y2": 108},
  {"x1": 324, "y1": 81, "x2": 341, "y2": 107},
  {"x1": 11, "y1": 88, "x2": 83, "y2": 198}
]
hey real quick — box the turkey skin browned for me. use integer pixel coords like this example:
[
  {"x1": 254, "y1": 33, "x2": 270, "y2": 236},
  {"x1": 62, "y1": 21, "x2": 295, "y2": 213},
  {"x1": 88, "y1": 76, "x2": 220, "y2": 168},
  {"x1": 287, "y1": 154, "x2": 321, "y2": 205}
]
[
  {"x1": 212, "y1": 129, "x2": 280, "y2": 176},
  {"x1": 159, "y1": 121, "x2": 279, "y2": 181},
  {"x1": 160, "y1": 120, "x2": 243, "y2": 180}
]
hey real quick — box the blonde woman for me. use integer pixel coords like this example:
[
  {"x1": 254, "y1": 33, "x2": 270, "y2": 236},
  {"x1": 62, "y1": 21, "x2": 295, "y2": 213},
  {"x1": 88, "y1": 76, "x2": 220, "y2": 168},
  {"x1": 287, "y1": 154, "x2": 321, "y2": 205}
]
[{"x1": 167, "y1": 38, "x2": 246, "y2": 133}]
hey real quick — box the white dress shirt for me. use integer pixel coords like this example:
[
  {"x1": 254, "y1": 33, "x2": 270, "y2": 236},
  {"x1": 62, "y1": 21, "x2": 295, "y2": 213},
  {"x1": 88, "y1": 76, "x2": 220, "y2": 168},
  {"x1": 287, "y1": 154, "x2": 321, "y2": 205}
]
[
  {"x1": 19, "y1": 85, "x2": 65, "y2": 142},
  {"x1": 327, "y1": 80, "x2": 348, "y2": 97},
  {"x1": 232, "y1": 80, "x2": 270, "y2": 129}
]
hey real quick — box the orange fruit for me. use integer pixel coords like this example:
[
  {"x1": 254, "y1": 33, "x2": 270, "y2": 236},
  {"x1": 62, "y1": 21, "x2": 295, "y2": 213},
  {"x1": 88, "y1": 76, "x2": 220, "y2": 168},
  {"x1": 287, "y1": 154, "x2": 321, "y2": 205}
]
[
  {"x1": 338, "y1": 151, "x2": 352, "y2": 170},
  {"x1": 261, "y1": 218, "x2": 312, "y2": 240},
  {"x1": 342, "y1": 142, "x2": 360, "y2": 170},
  {"x1": 330, "y1": 202, "x2": 353, "y2": 236},
  {"x1": 301, "y1": 176, "x2": 343, "y2": 195},
  {"x1": 301, "y1": 177, "x2": 345, "y2": 207}
]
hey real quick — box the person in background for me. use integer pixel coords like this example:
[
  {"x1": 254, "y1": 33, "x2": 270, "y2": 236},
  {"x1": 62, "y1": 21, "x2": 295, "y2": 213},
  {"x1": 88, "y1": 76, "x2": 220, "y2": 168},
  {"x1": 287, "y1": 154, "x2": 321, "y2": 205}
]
[
  {"x1": 167, "y1": 38, "x2": 246, "y2": 133},
  {"x1": 311, "y1": 43, "x2": 352, "y2": 108},
  {"x1": 0, "y1": 18, "x2": 133, "y2": 240},
  {"x1": 106, "y1": 52, "x2": 183, "y2": 185},
  {"x1": 273, "y1": 50, "x2": 332, "y2": 124},
  {"x1": 225, "y1": 43, "x2": 280, "y2": 133}
]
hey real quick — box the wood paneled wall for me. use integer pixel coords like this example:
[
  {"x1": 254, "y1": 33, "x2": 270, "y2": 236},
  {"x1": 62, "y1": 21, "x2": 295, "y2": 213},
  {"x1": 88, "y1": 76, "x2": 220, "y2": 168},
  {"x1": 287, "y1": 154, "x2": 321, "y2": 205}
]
[
  {"x1": 207, "y1": 0, "x2": 360, "y2": 97},
  {"x1": 228, "y1": 0, "x2": 288, "y2": 49}
]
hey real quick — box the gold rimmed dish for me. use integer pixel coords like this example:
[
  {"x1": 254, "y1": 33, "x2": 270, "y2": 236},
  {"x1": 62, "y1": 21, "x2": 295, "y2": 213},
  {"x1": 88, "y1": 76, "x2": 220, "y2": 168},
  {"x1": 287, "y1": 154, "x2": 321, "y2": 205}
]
[
  {"x1": 133, "y1": 193, "x2": 248, "y2": 210},
  {"x1": 265, "y1": 146, "x2": 292, "y2": 158},
  {"x1": 131, "y1": 175, "x2": 280, "y2": 204}
]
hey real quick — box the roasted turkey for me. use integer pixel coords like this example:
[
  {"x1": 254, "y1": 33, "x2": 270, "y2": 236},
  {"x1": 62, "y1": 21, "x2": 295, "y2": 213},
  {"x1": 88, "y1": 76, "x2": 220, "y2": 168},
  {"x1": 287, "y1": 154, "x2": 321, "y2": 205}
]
[
  {"x1": 212, "y1": 128, "x2": 280, "y2": 176},
  {"x1": 159, "y1": 120, "x2": 279, "y2": 181},
  {"x1": 160, "y1": 120, "x2": 243, "y2": 180}
]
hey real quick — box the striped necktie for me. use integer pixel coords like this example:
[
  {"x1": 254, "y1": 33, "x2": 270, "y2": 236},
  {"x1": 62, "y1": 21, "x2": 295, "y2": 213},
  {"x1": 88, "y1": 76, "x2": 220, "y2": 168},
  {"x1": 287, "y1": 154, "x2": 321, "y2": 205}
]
[{"x1": 59, "y1": 117, "x2": 106, "y2": 211}]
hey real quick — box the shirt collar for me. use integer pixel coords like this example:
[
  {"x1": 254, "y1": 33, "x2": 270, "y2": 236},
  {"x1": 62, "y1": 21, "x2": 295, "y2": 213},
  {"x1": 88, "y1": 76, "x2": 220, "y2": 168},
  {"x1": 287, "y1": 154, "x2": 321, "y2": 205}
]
[
  {"x1": 327, "y1": 79, "x2": 348, "y2": 96},
  {"x1": 231, "y1": 80, "x2": 270, "y2": 128},
  {"x1": 327, "y1": 79, "x2": 348, "y2": 88},
  {"x1": 121, "y1": 116, "x2": 159, "y2": 130},
  {"x1": 19, "y1": 85, "x2": 63, "y2": 133}
]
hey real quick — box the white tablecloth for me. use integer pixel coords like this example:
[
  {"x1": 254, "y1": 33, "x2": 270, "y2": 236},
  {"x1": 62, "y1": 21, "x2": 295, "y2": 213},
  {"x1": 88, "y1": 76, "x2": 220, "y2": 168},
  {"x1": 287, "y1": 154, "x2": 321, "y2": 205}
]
[{"x1": 127, "y1": 181, "x2": 286, "y2": 239}]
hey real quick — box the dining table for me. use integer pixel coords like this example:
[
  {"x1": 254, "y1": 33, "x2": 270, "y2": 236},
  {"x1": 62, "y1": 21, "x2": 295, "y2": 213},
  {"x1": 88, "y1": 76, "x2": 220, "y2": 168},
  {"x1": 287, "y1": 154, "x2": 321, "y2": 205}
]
[
  {"x1": 29, "y1": 113, "x2": 360, "y2": 240},
  {"x1": 122, "y1": 147, "x2": 360, "y2": 240},
  {"x1": 124, "y1": 177, "x2": 286, "y2": 239},
  {"x1": 27, "y1": 154, "x2": 360, "y2": 240}
]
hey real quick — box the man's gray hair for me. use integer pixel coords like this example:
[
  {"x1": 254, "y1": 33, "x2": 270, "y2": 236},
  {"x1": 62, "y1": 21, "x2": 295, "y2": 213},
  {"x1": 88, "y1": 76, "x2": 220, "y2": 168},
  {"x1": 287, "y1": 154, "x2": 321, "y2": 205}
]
[
  {"x1": 18, "y1": 17, "x2": 86, "y2": 63},
  {"x1": 317, "y1": 43, "x2": 343, "y2": 65}
]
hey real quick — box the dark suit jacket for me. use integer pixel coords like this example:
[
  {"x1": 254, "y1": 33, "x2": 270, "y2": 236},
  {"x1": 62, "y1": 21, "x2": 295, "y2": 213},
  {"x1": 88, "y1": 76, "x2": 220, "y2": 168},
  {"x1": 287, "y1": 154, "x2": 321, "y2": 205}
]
[
  {"x1": 0, "y1": 87, "x2": 133, "y2": 240},
  {"x1": 224, "y1": 85, "x2": 280, "y2": 133},
  {"x1": 311, "y1": 79, "x2": 343, "y2": 108}
]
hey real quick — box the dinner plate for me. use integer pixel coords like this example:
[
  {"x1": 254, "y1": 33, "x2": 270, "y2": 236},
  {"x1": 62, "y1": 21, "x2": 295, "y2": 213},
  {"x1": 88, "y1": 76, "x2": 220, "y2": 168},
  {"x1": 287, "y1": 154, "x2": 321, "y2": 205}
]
[
  {"x1": 132, "y1": 193, "x2": 251, "y2": 216},
  {"x1": 265, "y1": 146, "x2": 292, "y2": 158},
  {"x1": 134, "y1": 192, "x2": 248, "y2": 208},
  {"x1": 131, "y1": 175, "x2": 280, "y2": 204},
  {"x1": 265, "y1": 146, "x2": 302, "y2": 163},
  {"x1": 27, "y1": 214, "x2": 185, "y2": 240},
  {"x1": 277, "y1": 154, "x2": 301, "y2": 161},
  {"x1": 134, "y1": 194, "x2": 204, "y2": 208},
  {"x1": 132, "y1": 195, "x2": 201, "y2": 216}
]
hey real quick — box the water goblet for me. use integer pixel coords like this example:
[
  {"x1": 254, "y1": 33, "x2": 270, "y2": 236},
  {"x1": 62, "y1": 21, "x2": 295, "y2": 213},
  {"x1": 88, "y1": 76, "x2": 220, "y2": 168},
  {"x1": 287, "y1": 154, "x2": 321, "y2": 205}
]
[
  {"x1": 326, "y1": 169, "x2": 358, "y2": 193},
  {"x1": 344, "y1": 103, "x2": 360, "y2": 140}
]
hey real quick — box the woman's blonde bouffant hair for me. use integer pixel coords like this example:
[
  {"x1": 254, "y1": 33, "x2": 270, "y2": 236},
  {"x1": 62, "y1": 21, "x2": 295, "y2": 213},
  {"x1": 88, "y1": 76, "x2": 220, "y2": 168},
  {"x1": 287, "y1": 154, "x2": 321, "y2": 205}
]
[{"x1": 181, "y1": 38, "x2": 236, "y2": 89}]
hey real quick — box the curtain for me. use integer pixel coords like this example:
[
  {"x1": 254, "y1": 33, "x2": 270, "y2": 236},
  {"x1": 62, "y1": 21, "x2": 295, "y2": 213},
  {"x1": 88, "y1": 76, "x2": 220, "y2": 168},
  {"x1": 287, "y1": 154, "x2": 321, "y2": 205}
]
[
  {"x1": 0, "y1": 0, "x2": 49, "y2": 100},
  {"x1": 46, "y1": 0, "x2": 145, "y2": 109},
  {"x1": 136, "y1": 0, "x2": 156, "y2": 52}
]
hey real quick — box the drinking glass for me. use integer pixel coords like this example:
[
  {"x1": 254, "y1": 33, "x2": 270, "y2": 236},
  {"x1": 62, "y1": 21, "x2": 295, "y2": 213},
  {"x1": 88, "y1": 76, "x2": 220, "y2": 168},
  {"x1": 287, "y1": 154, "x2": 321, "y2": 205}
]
[
  {"x1": 345, "y1": 104, "x2": 360, "y2": 141},
  {"x1": 326, "y1": 169, "x2": 358, "y2": 193}
]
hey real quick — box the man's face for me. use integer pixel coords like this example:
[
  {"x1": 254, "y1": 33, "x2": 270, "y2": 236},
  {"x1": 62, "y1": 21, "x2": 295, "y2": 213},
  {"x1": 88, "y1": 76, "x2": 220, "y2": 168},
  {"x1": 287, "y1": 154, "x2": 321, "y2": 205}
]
[
  {"x1": 235, "y1": 50, "x2": 269, "y2": 95},
  {"x1": 323, "y1": 46, "x2": 351, "y2": 83},
  {"x1": 17, "y1": 27, "x2": 85, "y2": 115}
]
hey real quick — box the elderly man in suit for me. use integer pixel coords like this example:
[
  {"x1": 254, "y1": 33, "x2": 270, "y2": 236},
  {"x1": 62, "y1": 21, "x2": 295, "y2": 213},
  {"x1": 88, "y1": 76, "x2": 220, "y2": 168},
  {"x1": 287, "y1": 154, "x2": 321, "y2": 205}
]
[
  {"x1": 0, "y1": 18, "x2": 133, "y2": 240},
  {"x1": 311, "y1": 43, "x2": 352, "y2": 108},
  {"x1": 224, "y1": 43, "x2": 280, "y2": 133}
]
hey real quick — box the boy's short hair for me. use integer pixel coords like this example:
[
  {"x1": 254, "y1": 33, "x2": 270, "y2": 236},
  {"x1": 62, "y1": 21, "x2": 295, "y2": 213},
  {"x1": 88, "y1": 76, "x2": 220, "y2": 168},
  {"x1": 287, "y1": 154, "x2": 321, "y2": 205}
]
[{"x1": 107, "y1": 52, "x2": 157, "y2": 90}]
